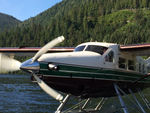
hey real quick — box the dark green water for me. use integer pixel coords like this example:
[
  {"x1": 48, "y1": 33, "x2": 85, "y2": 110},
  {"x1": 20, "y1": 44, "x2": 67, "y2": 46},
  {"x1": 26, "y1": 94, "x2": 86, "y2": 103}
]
[
  {"x1": 0, "y1": 74, "x2": 150, "y2": 113},
  {"x1": 0, "y1": 74, "x2": 59, "y2": 113}
]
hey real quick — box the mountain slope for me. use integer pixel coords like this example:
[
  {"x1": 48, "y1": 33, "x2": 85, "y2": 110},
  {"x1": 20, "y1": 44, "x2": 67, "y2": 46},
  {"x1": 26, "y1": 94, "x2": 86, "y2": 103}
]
[
  {"x1": 0, "y1": 0, "x2": 150, "y2": 47},
  {"x1": 0, "y1": 13, "x2": 21, "y2": 32}
]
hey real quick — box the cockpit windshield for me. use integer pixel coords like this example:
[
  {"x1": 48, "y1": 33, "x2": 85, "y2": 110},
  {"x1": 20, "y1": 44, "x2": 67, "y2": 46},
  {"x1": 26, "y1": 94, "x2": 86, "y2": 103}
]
[
  {"x1": 74, "y1": 44, "x2": 108, "y2": 55},
  {"x1": 85, "y1": 45, "x2": 108, "y2": 55},
  {"x1": 74, "y1": 45, "x2": 86, "y2": 52}
]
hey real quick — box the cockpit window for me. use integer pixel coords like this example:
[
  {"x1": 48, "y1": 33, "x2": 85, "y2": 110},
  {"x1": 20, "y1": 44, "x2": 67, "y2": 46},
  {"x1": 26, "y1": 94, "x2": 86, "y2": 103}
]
[
  {"x1": 74, "y1": 45, "x2": 86, "y2": 52},
  {"x1": 85, "y1": 45, "x2": 108, "y2": 55}
]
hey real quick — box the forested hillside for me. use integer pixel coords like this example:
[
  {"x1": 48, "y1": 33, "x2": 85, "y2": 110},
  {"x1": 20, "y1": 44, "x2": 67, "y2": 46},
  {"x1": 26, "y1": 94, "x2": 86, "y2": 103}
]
[
  {"x1": 0, "y1": 13, "x2": 21, "y2": 32},
  {"x1": 0, "y1": 0, "x2": 150, "y2": 47}
]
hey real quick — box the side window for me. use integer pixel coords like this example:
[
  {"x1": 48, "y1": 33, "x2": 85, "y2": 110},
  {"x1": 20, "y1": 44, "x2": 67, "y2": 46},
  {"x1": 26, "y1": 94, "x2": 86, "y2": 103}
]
[
  {"x1": 119, "y1": 57, "x2": 126, "y2": 69},
  {"x1": 105, "y1": 51, "x2": 114, "y2": 62},
  {"x1": 128, "y1": 60, "x2": 135, "y2": 70}
]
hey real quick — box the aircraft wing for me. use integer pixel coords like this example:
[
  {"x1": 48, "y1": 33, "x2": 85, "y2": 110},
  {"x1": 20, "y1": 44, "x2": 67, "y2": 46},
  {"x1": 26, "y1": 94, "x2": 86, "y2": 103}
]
[
  {"x1": 1, "y1": 43, "x2": 150, "y2": 56},
  {"x1": 120, "y1": 43, "x2": 150, "y2": 56},
  {"x1": 0, "y1": 47, "x2": 74, "y2": 56}
]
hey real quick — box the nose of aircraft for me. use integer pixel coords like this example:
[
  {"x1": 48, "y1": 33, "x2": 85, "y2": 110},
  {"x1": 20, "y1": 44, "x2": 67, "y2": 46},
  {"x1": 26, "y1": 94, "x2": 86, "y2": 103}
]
[{"x1": 20, "y1": 58, "x2": 40, "y2": 73}]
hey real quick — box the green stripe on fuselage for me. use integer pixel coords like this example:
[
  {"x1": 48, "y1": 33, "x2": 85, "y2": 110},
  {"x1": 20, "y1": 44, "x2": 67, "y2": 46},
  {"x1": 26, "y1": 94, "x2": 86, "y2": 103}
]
[{"x1": 39, "y1": 62, "x2": 150, "y2": 83}]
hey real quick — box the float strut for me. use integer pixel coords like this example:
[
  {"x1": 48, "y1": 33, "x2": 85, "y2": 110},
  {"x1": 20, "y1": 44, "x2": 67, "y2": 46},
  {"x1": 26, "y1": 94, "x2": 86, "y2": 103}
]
[
  {"x1": 128, "y1": 89, "x2": 146, "y2": 113},
  {"x1": 138, "y1": 88, "x2": 150, "y2": 110},
  {"x1": 81, "y1": 98, "x2": 90, "y2": 109},
  {"x1": 114, "y1": 83, "x2": 129, "y2": 113},
  {"x1": 55, "y1": 94, "x2": 70, "y2": 113},
  {"x1": 95, "y1": 97, "x2": 105, "y2": 110}
]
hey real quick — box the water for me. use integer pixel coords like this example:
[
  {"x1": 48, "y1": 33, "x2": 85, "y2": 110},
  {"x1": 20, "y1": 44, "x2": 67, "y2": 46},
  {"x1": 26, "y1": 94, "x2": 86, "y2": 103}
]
[
  {"x1": 0, "y1": 74, "x2": 59, "y2": 113},
  {"x1": 0, "y1": 74, "x2": 150, "y2": 113}
]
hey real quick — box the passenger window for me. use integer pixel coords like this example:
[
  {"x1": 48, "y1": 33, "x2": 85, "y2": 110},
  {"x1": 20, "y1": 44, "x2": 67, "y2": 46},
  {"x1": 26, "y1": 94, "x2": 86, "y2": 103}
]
[
  {"x1": 105, "y1": 51, "x2": 114, "y2": 62},
  {"x1": 128, "y1": 60, "x2": 135, "y2": 70},
  {"x1": 119, "y1": 57, "x2": 126, "y2": 69}
]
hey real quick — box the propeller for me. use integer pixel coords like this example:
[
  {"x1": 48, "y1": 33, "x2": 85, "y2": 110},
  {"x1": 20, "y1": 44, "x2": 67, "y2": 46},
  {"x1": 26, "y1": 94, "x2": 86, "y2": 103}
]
[
  {"x1": 0, "y1": 53, "x2": 21, "y2": 73},
  {"x1": 32, "y1": 36, "x2": 64, "y2": 62},
  {"x1": 33, "y1": 74, "x2": 63, "y2": 101},
  {"x1": 22, "y1": 36, "x2": 65, "y2": 101},
  {"x1": 0, "y1": 36, "x2": 65, "y2": 101}
]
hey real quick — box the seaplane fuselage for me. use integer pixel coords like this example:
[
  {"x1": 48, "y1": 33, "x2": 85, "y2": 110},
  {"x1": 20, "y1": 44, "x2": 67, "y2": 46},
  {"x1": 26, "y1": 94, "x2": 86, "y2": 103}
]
[{"x1": 27, "y1": 42, "x2": 150, "y2": 98}]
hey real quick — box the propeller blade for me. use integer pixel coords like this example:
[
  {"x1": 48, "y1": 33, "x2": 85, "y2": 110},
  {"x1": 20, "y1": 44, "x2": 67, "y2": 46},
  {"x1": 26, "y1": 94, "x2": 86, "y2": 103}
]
[
  {"x1": 0, "y1": 53, "x2": 21, "y2": 73},
  {"x1": 32, "y1": 36, "x2": 65, "y2": 62},
  {"x1": 33, "y1": 74, "x2": 63, "y2": 101},
  {"x1": 20, "y1": 36, "x2": 65, "y2": 101}
]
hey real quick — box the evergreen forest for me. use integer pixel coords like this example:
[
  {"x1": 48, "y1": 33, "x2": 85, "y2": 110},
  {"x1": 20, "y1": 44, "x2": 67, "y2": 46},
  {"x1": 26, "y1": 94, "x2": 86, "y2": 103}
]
[{"x1": 0, "y1": 13, "x2": 21, "y2": 32}]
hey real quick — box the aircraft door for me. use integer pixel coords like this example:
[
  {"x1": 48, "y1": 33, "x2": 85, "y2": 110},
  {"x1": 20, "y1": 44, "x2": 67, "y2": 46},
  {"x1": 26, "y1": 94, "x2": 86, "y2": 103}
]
[{"x1": 103, "y1": 49, "x2": 115, "y2": 68}]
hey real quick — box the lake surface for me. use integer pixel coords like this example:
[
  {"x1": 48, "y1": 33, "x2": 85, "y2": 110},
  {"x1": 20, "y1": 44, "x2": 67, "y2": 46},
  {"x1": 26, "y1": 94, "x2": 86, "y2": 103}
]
[
  {"x1": 0, "y1": 74, "x2": 150, "y2": 113},
  {"x1": 0, "y1": 74, "x2": 59, "y2": 113}
]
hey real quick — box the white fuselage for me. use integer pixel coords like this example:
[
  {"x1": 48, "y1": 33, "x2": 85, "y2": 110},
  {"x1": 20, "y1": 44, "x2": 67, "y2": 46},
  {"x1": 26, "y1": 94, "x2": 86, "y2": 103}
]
[{"x1": 38, "y1": 42, "x2": 148, "y2": 74}]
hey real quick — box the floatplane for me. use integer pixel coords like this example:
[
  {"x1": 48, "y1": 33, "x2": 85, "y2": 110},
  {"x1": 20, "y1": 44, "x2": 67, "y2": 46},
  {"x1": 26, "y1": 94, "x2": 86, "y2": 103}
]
[{"x1": 1, "y1": 36, "x2": 150, "y2": 113}]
